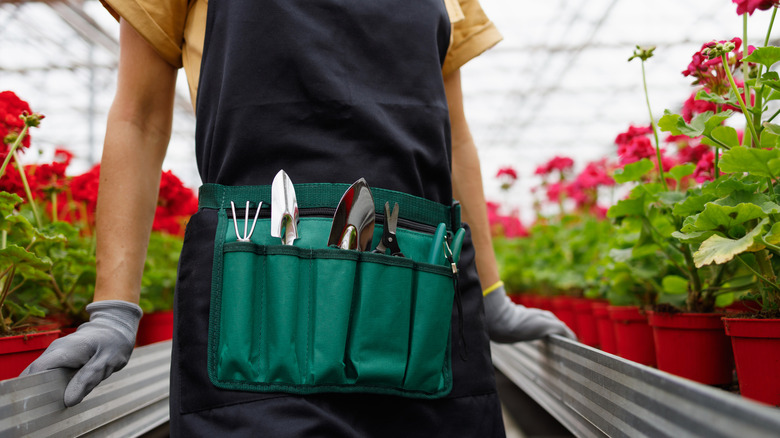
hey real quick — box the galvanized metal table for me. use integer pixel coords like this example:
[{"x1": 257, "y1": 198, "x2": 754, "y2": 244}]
[
  {"x1": 491, "y1": 336, "x2": 780, "y2": 438},
  {"x1": 0, "y1": 341, "x2": 170, "y2": 438}
]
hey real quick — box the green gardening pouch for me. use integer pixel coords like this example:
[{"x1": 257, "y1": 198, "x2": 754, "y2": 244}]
[{"x1": 207, "y1": 202, "x2": 458, "y2": 399}]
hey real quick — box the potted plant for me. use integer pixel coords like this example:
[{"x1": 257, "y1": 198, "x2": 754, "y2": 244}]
[
  {"x1": 0, "y1": 93, "x2": 62, "y2": 379},
  {"x1": 652, "y1": 1, "x2": 780, "y2": 403}
]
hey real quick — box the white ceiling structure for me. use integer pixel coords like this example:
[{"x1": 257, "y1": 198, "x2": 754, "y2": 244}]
[{"x1": 2, "y1": 0, "x2": 777, "y2": 220}]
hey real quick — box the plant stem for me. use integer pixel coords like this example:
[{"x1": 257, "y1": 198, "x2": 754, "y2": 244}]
[
  {"x1": 682, "y1": 244, "x2": 704, "y2": 311},
  {"x1": 743, "y1": 13, "x2": 751, "y2": 116},
  {"x1": 641, "y1": 61, "x2": 668, "y2": 190},
  {"x1": 738, "y1": 252, "x2": 780, "y2": 292},
  {"x1": 0, "y1": 124, "x2": 28, "y2": 178},
  {"x1": 722, "y1": 53, "x2": 760, "y2": 146},
  {"x1": 12, "y1": 151, "x2": 42, "y2": 228},
  {"x1": 765, "y1": 8, "x2": 777, "y2": 47},
  {"x1": 51, "y1": 192, "x2": 58, "y2": 222}
]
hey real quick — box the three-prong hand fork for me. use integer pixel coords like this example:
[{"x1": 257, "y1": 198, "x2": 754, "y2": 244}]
[{"x1": 230, "y1": 201, "x2": 262, "y2": 242}]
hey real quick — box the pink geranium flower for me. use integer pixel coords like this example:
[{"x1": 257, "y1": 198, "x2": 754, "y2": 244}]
[
  {"x1": 496, "y1": 166, "x2": 518, "y2": 190},
  {"x1": 615, "y1": 125, "x2": 652, "y2": 145},
  {"x1": 535, "y1": 156, "x2": 574, "y2": 175},
  {"x1": 617, "y1": 136, "x2": 656, "y2": 165},
  {"x1": 733, "y1": 0, "x2": 779, "y2": 15}
]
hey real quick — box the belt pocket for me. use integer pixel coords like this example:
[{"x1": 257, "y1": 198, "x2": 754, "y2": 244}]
[{"x1": 207, "y1": 211, "x2": 456, "y2": 398}]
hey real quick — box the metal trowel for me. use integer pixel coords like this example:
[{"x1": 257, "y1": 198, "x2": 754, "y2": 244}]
[
  {"x1": 271, "y1": 169, "x2": 299, "y2": 245},
  {"x1": 328, "y1": 178, "x2": 376, "y2": 251}
]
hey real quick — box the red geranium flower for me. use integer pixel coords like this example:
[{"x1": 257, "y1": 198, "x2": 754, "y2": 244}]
[
  {"x1": 496, "y1": 166, "x2": 518, "y2": 191},
  {"x1": 617, "y1": 136, "x2": 656, "y2": 165},
  {"x1": 0, "y1": 91, "x2": 33, "y2": 149},
  {"x1": 693, "y1": 151, "x2": 716, "y2": 182},
  {"x1": 615, "y1": 125, "x2": 653, "y2": 146},
  {"x1": 535, "y1": 156, "x2": 574, "y2": 176},
  {"x1": 733, "y1": 0, "x2": 779, "y2": 15}
]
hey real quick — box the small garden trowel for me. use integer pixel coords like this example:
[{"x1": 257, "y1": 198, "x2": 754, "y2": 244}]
[
  {"x1": 328, "y1": 178, "x2": 375, "y2": 251},
  {"x1": 271, "y1": 169, "x2": 299, "y2": 245}
]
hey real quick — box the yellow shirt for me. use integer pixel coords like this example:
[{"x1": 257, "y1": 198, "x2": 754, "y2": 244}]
[{"x1": 101, "y1": 0, "x2": 502, "y2": 110}]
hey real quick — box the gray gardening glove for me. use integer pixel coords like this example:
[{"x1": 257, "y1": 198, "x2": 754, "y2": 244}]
[
  {"x1": 21, "y1": 300, "x2": 142, "y2": 407},
  {"x1": 484, "y1": 284, "x2": 576, "y2": 343}
]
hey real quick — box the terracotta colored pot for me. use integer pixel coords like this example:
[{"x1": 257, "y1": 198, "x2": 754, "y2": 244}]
[
  {"x1": 648, "y1": 312, "x2": 733, "y2": 385},
  {"x1": 723, "y1": 318, "x2": 780, "y2": 406},
  {"x1": 572, "y1": 298, "x2": 599, "y2": 347},
  {"x1": 592, "y1": 301, "x2": 617, "y2": 354},
  {"x1": 136, "y1": 310, "x2": 174, "y2": 346},
  {"x1": 551, "y1": 296, "x2": 578, "y2": 335},
  {"x1": 608, "y1": 305, "x2": 656, "y2": 366},
  {"x1": 0, "y1": 330, "x2": 61, "y2": 381}
]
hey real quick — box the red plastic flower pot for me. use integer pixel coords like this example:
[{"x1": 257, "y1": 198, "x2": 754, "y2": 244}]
[
  {"x1": 648, "y1": 312, "x2": 733, "y2": 385},
  {"x1": 136, "y1": 310, "x2": 174, "y2": 346},
  {"x1": 0, "y1": 330, "x2": 60, "y2": 381},
  {"x1": 573, "y1": 298, "x2": 599, "y2": 347},
  {"x1": 608, "y1": 306, "x2": 656, "y2": 366},
  {"x1": 592, "y1": 301, "x2": 617, "y2": 354},
  {"x1": 535, "y1": 296, "x2": 553, "y2": 312},
  {"x1": 551, "y1": 296, "x2": 578, "y2": 336},
  {"x1": 723, "y1": 318, "x2": 780, "y2": 406}
]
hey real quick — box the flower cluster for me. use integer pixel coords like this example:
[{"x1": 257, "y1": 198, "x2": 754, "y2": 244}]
[
  {"x1": 534, "y1": 156, "x2": 574, "y2": 175},
  {"x1": 682, "y1": 37, "x2": 749, "y2": 95},
  {"x1": 486, "y1": 201, "x2": 528, "y2": 238},
  {"x1": 496, "y1": 166, "x2": 518, "y2": 191},
  {"x1": 154, "y1": 170, "x2": 199, "y2": 236},
  {"x1": 733, "y1": 0, "x2": 779, "y2": 15},
  {"x1": 0, "y1": 92, "x2": 198, "y2": 236},
  {"x1": 0, "y1": 91, "x2": 32, "y2": 150}
]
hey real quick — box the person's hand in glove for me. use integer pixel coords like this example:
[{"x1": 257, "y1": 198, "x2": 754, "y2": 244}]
[
  {"x1": 21, "y1": 300, "x2": 143, "y2": 407},
  {"x1": 483, "y1": 282, "x2": 576, "y2": 343}
]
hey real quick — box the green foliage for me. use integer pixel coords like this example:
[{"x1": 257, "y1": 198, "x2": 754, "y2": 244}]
[
  {"x1": 613, "y1": 159, "x2": 654, "y2": 183},
  {"x1": 139, "y1": 231, "x2": 183, "y2": 313},
  {"x1": 719, "y1": 146, "x2": 780, "y2": 178}
]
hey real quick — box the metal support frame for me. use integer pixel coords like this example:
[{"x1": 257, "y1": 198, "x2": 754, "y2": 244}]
[
  {"x1": 0, "y1": 341, "x2": 171, "y2": 438},
  {"x1": 491, "y1": 336, "x2": 780, "y2": 438}
]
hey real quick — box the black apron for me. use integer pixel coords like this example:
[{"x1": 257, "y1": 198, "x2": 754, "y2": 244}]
[{"x1": 170, "y1": 0, "x2": 505, "y2": 435}]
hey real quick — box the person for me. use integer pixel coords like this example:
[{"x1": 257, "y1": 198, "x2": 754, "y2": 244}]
[{"x1": 24, "y1": 0, "x2": 574, "y2": 435}]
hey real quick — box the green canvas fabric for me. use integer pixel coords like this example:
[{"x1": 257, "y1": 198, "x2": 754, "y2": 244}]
[{"x1": 206, "y1": 188, "x2": 460, "y2": 399}]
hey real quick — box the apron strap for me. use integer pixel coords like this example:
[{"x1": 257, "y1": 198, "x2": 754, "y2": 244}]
[{"x1": 198, "y1": 183, "x2": 461, "y2": 230}]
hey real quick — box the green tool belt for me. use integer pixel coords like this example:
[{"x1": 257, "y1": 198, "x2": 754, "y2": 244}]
[{"x1": 201, "y1": 183, "x2": 461, "y2": 399}]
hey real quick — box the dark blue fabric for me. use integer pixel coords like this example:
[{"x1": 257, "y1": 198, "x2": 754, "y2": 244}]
[{"x1": 172, "y1": 0, "x2": 505, "y2": 435}]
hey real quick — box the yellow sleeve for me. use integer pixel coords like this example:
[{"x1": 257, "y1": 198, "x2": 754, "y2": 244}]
[
  {"x1": 101, "y1": 0, "x2": 191, "y2": 68},
  {"x1": 442, "y1": 0, "x2": 503, "y2": 77}
]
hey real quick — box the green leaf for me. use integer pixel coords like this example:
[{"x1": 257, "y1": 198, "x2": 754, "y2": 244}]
[
  {"x1": 710, "y1": 126, "x2": 740, "y2": 149},
  {"x1": 702, "y1": 175, "x2": 761, "y2": 197},
  {"x1": 713, "y1": 190, "x2": 780, "y2": 214},
  {"x1": 719, "y1": 146, "x2": 780, "y2": 177},
  {"x1": 608, "y1": 198, "x2": 645, "y2": 219},
  {"x1": 613, "y1": 158, "x2": 654, "y2": 183},
  {"x1": 765, "y1": 222, "x2": 780, "y2": 245},
  {"x1": 763, "y1": 123, "x2": 780, "y2": 137},
  {"x1": 694, "y1": 202, "x2": 767, "y2": 231},
  {"x1": 672, "y1": 229, "x2": 716, "y2": 244},
  {"x1": 668, "y1": 163, "x2": 696, "y2": 182},
  {"x1": 662, "y1": 275, "x2": 689, "y2": 294},
  {"x1": 761, "y1": 131, "x2": 780, "y2": 149},
  {"x1": 658, "y1": 111, "x2": 687, "y2": 135},
  {"x1": 0, "y1": 192, "x2": 23, "y2": 217},
  {"x1": 693, "y1": 218, "x2": 769, "y2": 267},
  {"x1": 673, "y1": 192, "x2": 717, "y2": 217},
  {"x1": 743, "y1": 46, "x2": 780, "y2": 68},
  {"x1": 715, "y1": 293, "x2": 735, "y2": 308}
]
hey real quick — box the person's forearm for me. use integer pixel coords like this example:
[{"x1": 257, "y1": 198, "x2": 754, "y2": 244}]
[
  {"x1": 451, "y1": 129, "x2": 500, "y2": 288},
  {"x1": 93, "y1": 118, "x2": 169, "y2": 303},
  {"x1": 93, "y1": 18, "x2": 177, "y2": 303},
  {"x1": 445, "y1": 70, "x2": 500, "y2": 289}
]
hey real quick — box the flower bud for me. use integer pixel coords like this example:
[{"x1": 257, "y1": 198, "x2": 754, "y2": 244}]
[
  {"x1": 20, "y1": 111, "x2": 45, "y2": 128},
  {"x1": 628, "y1": 45, "x2": 656, "y2": 62}
]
